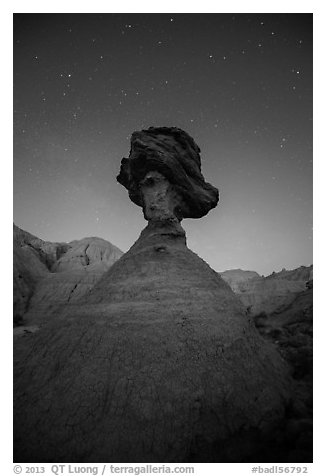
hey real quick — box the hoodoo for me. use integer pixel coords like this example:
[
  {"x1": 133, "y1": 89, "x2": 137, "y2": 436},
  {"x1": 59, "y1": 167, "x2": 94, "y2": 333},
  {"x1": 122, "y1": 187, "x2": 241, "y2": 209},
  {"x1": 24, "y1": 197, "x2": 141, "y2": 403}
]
[{"x1": 14, "y1": 127, "x2": 291, "y2": 462}]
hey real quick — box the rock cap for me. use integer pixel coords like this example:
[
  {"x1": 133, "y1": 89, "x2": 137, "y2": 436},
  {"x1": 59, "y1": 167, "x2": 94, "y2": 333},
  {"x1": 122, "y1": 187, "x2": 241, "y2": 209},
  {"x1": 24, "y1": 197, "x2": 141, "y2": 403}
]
[{"x1": 117, "y1": 126, "x2": 219, "y2": 220}]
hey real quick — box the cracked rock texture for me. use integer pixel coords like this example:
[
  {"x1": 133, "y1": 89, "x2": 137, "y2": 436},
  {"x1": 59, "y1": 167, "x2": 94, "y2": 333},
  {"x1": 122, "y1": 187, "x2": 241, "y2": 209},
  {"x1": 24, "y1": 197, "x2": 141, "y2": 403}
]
[{"x1": 14, "y1": 129, "x2": 295, "y2": 463}]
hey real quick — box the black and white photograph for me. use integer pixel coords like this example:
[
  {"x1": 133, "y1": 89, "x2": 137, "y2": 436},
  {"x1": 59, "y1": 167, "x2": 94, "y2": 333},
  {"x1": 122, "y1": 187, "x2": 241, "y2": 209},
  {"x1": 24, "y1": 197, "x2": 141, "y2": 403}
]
[{"x1": 11, "y1": 5, "x2": 315, "y2": 470}]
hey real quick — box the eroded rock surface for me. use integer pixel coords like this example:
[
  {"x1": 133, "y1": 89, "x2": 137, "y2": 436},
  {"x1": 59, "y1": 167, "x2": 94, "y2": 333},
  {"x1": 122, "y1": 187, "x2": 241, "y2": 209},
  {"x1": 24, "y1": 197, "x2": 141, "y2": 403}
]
[
  {"x1": 253, "y1": 282, "x2": 313, "y2": 462},
  {"x1": 220, "y1": 265, "x2": 313, "y2": 316},
  {"x1": 219, "y1": 269, "x2": 261, "y2": 293},
  {"x1": 13, "y1": 224, "x2": 67, "y2": 323}
]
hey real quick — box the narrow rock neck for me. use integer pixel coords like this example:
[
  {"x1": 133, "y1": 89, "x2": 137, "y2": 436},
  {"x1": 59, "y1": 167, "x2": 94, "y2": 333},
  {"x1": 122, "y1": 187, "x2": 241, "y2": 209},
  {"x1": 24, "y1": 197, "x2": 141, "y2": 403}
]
[
  {"x1": 140, "y1": 171, "x2": 183, "y2": 222},
  {"x1": 130, "y1": 219, "x2": 187, "y2": 254},
  {"x1": 129, "y1": 170, "x2": 187, "y2": 253}
]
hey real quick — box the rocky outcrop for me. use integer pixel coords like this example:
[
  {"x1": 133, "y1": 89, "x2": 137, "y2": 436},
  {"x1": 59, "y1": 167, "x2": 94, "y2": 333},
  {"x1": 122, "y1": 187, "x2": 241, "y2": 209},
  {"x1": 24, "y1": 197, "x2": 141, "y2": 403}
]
[
  {"x1": 253, "y1": 282, "x2": 313, "y2": 462},
  {"x1": 13, "y1": 225, "x2": 123, "y2": 325},
  {"x1": 52, "y1": 237, "x2": 122, "y2": 273},
  {"x1": 14, "y1": 223, "x2": 69, "y2": 270},
  {"x1": 255, "y1": 283, "x2": 313, "y2": 381},
  {"x1": 268, "y1": 266, "x2": 313, "y2": 282},
  {"x1": 14, "y1": 128, "x2": 296, "y2": 463},
  {"x1": 219, "y1": 269, "x2": 261, "y2": 293},
  {"x1": 220, "y1": 265, "x2": 312, "y2": 316},
  {"x1": 13, "y1": 245, "x2": 47, "y2": 324},
  {"x1": 13, "y1": 224, "x2": 66, "y2": 323}
]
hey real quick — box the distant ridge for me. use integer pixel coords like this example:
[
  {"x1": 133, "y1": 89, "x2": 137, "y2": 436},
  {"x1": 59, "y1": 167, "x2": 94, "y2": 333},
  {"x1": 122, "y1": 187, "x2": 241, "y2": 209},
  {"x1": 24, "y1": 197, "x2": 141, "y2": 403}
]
[
  {"x1": 13, "y1": 223, "x2": 123, "y2": 324},
  {"x1": 219, "y1": 269, "x2": 261, "y2": 292},
  {"x1": 220, "y1": 265, "x2": 313, "y2": 316}
]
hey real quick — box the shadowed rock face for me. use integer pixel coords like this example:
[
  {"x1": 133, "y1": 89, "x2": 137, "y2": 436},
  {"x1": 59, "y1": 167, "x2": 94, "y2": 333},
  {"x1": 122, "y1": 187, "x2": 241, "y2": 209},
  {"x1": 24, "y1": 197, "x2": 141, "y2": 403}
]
[
  {"x1": 14, "y1": 128, "x2": 298, "y2": 463},
  {"x1": 117, "y1": 127, "x2": 219, "y2": 220}
]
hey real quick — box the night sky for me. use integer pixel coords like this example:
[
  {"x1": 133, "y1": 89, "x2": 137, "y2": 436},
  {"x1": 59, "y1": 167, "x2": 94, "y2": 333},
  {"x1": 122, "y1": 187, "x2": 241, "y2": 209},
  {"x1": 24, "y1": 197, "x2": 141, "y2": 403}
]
[{"x1": 13, "y1": 13, "x2": 312, "y2": 275}]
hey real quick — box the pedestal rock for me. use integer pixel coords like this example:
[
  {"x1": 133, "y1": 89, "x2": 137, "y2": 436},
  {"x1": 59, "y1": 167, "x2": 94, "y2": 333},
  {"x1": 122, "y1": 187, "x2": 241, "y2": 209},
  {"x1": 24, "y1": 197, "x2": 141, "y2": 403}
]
[{"x1": 14, "y1": 127, "x2": 291, "y2": 463}]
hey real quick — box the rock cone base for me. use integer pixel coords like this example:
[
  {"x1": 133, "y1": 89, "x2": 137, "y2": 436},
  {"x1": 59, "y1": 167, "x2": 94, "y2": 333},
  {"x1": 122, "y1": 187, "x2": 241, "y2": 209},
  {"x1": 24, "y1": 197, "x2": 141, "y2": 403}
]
[{"x1": 14, "y1": 222, "x2": 291, "y2": 462}]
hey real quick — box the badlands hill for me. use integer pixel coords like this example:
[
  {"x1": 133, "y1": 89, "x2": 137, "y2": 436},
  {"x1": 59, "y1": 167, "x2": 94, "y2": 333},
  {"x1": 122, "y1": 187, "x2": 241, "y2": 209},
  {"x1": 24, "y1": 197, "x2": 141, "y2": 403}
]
[
  {"x1": 255, "y1": 283, "x2": 313, "y2": 380},
  {"x1": 220, "y1": 265, "x2": 312, "y2": 316},
  {"x1": 220, "y1": 265, "x2": 313, "y2": 454},
  {"x1": 219, "y1": 269, "x2": 261, "y2": 292},
  {"x1": 13, "y1": 223, "x2": 123, "y2": 325}
]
